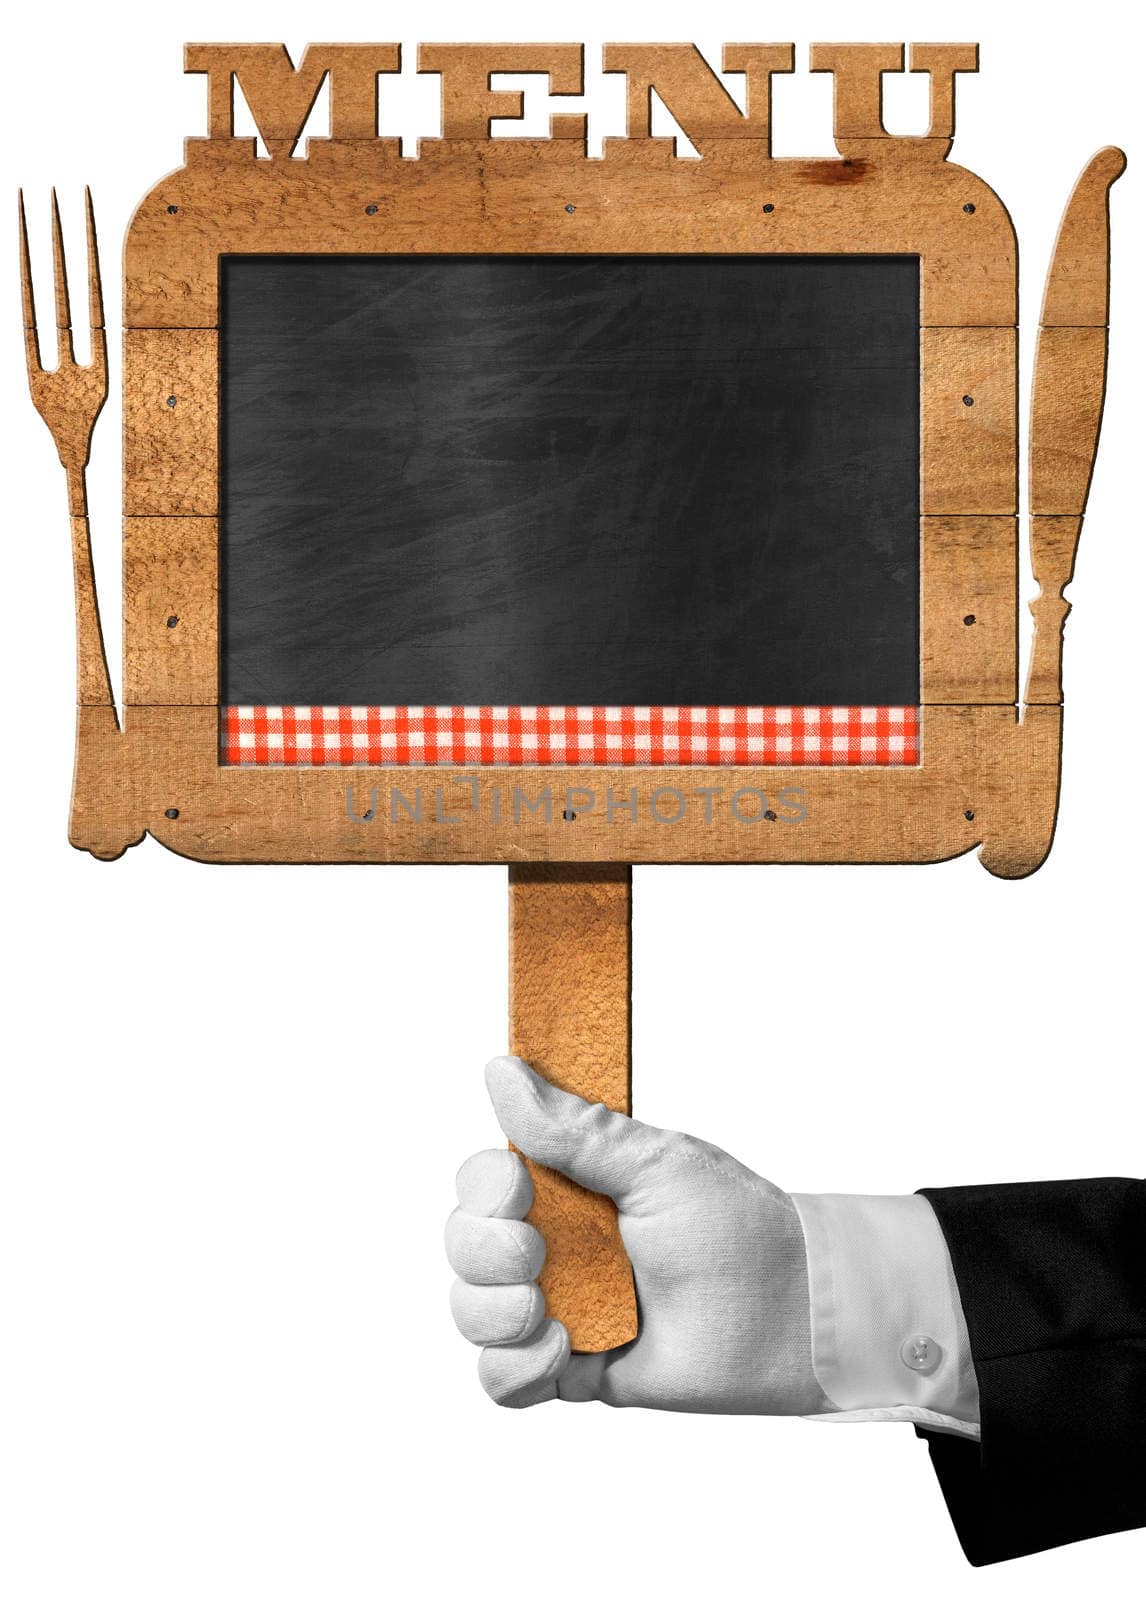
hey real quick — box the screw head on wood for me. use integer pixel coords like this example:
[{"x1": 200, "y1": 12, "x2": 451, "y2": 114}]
[
  {"x1": 764, "y1": 809, "x2": 778, "y2": 821},
  {"x1": 166, "y1": 395, "x2": 177, "y2": 408},
  {"x1": 166, "y1": 615, "x2": 179, "y2": 628},
  {"x1": 164, "y1": 808, "x2": 180, "y2": 820},
  {"x1": 964, "y1": 614, "x2": 976, "y2": 626},
  {"x1": 962, "y1": 395, "x2": 974, "y2": 406},
  {"x1": 762, "y1": 203, "x2": 775, "y2": 213},
  {"x1": 166, "y1": 204, "x2": 179, "y2": 215},
  {"x1": 364, "y1": 204, "x2": 379, "y2": 215},
  {"x1": 962, "y1": 203, "x2": 975, "y2": 214},
  {"x1": 564, "y1": 203, "x2": 576, "y2": 213},
  {"x1": 964, "y1": 809, "x2": 975, "y2": 820}
]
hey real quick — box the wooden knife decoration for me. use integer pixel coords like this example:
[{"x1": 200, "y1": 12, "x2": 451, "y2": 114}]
[{"x1": 20, "y1": 43, "x2": 1123, "y2": 1350}]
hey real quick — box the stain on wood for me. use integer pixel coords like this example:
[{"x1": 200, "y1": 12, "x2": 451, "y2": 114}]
[{"x1": 122, "y1": 139, "x2": 1019, "y2": 330}]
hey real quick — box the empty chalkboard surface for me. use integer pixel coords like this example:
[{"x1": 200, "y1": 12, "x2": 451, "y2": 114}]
[{"x1": 220, "y1": 255, "x2": 920, "y2": 709}]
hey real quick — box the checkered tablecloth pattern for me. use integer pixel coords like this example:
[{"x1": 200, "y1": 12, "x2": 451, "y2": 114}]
[{"x1": 221, "y1": 706, "x2": 919, "y2": 766}]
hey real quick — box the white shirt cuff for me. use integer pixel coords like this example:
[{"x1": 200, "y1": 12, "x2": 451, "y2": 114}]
[{"x1": 791, "y1": 1192, "x2": 981, "y2": 1440}]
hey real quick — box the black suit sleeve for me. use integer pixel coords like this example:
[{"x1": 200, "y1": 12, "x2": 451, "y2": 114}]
[{"x1": 915, "y1": 1177, "x2": 1146, "y2": 1566}]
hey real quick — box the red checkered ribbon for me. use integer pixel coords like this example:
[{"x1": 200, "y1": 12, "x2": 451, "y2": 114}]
[{"x1": 222, "y1": 706, "x2": 919, "y2": 766}]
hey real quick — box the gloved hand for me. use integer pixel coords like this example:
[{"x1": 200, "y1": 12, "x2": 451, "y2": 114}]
[{"x1": 445, "y1": 1056, "x2": 837, "y2": 1414}]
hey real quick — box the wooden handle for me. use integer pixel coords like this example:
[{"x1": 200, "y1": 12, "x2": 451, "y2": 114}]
[{"x1": 508, "y1": 864, "x2": 638, "y2": 1353}]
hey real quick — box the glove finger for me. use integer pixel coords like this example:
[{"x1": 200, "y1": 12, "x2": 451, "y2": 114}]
[
  {"x1": 444, "y1": 1208, "x2": 545, "y2": 1285},
  {"x1": 455, "y1": 1149, "x2": 533, "y2": 1219},
  {"x1": 485, "y1": 1056, "x2": 663, "y2": 1204},
  {"x1": 479, "y1": 1319, "x2": 569, "y2": 1408},
  {"x1": 450, "y1": 1280, "x2": 545, "y2": 1346}
]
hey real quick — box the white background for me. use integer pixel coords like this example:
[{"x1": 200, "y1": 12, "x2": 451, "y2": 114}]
[{"x1": 2, "y1": 2, "x2": 1142, "y2": 1596}]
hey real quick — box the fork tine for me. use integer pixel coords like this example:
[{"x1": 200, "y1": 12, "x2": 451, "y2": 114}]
[
  {"x1": 84, "y1": 186, "x2": 105, "y2": 335},
  {"x1": 50, "y1": 187, "x2": 74, "y2": 362},
  {"x1": 17, "y1": 189, "x2": 43, "y2": 375}
]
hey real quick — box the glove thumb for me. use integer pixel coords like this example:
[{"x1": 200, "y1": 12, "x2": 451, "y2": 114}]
[{"x1": 485, "y1": 1056, "x2": 659, "y2": 1205}]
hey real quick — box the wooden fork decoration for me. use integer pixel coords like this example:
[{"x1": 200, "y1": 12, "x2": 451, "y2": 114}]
[{"x1": 19, "y1": 189, "x2": 116, "y2": 713}]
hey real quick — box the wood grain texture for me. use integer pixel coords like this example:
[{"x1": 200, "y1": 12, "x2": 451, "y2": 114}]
[
  {"x1": 185, "y1": 44, "x2": 401, "y2": 153},
  {"x1": 921, "y1": 328, "x2": 1017, "y2": 514},
  {"x1": 810, "y1": 42, "x2": 905, "y2": 138},
  {"x1": 71, "y1": 515, "x2": 117, "y2": 708},
  {"x1": 1023, "y1": 147, "x2": 1123, "y2": 705},
  {"x1": 122, "y1": 138, "x2": 1017, "y2": 328},
  {"x1": 20, "y1": 189, "x2": 116, "y2": 710},
  {"x1": 509, "y1": 866, "x2": 636, "y2": 1352},
  {"x1": 19, "y1": 191, "x2": 108, "y2": 493},
  {"x1": 70, "y1": 705, "x2": 145, "y2": 861},
  {"x1": 1040, "y1": 146, "x2": 1126, "y2": 327},
  {"x1": 175, "y1": 41, "x2": 985, "y2": 160},
  {"x1": 921, "y1": 517, "x2": 1017, "y2": 704},
  {"x1": 124, "y1": 518, "x2": 218, "y2": 704},
  {"x1": 810, "y1": 42, "x2": 976, "y2": 157},
  {"x1": 123, "y1": 331, "x2": 217, "y2": 516},
  {"x1": 602, "y1": 43, "x2": 793, "y2": 148},
  {"x1": 1026, "y1": 516, "x2": 1083, "y2": 705},
  {"x1": 417, "y1": 44, "x2": 584, "y2": 139},
  {"x1": 1029, "y1": 326, "x2": 1109, "y2": 515},
  {"x1": 72, "y1": 703, "x2": 1062, "y2": 879},
  {"x1": 908, "y1": 43, "x2": 979, "y2": 139}
]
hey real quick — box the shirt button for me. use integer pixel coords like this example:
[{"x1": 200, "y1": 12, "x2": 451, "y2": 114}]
[{"x1": 900, "y1": 1333, "x2": 943, "y2": 1375}]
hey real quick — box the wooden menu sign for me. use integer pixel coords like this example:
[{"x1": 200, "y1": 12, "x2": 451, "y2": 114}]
[{"x1": 20, "y1": 42, "x2": 1123, "y2": 1350}]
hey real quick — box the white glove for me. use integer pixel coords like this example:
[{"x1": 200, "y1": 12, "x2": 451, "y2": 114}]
[{"x1": 445, "y1": 1056, "x2": 836, "y2": 1415}]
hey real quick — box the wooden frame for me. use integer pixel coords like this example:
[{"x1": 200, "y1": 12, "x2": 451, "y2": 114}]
[{"x1": 53, "y1": 41, "x2": 1117, "y2": 878}]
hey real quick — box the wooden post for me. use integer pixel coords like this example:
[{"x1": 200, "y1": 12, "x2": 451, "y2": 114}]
[{"x1": 508, "y1": 864, "x2": 639, "y2": 1352}]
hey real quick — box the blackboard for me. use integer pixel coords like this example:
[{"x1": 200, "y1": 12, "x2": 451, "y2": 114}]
[{"x1": 220, "y1": 255, "x2": 920, "y2": 709}]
